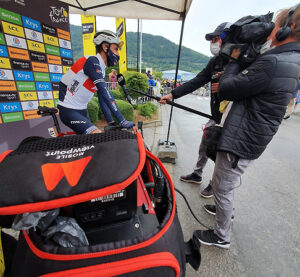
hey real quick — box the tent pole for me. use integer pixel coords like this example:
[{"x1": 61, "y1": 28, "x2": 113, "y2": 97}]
[
  {"x1": 166, "y1": 7, "x2": 187, "y2": 143},
  {"x1": 139, "y1": 20, "x2": 142, "y2": 73},
  {"x1": 137, "y1": 19, "x2": 140, "y2": 71}
]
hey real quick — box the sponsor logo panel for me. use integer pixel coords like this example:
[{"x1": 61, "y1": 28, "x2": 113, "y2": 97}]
[
  {"x1": 0, "y1": 8, "x2": 22, "y2": 25},
  {"x1": 31, "y1": 62, "x2": 48, "y2": 72},
  {"x1": 5, "y1": 34, "x2": 27, "y2": 49},
  {"x1": 43, "y1": 34, "x2": 58, "y2": 46},
  {"x1": 19, "y1": 91, "x2": 37, "y2": 101},
  {"x1": 0, "y1": 33, "x2": 5, "y2": 45},
  {"x1": 0, "y1": 57, "x2": 11, "y2": 69},
  {"x1": 23, "y1": 110, "x2": 40, "y2": 120},
  {"x1": 38, "y1": 91, "x2": 53, "y2": 100},
  {"x1": 63, "y1": 66, "x2": 71, "y2": 74},
  {"x1": 41, "y1": 23, "x2": 57, "y2": 36},
  {"x1": 0, "y1": 69, "x2": 14, "y2": 80},
  {"x1": 50, "y1": 73, "x2": 62, "y2": 82},
  {"x1": 11, "y1": 59, "x2": 31, "y2": 70},
  {"x1": 45, "y1": 44, "x2": 60, "y2": 56},
  {"x1": 60, "y1": 48, "x2": 72, "y2": 58},
  {"x1": 29, "y1": 51, "x2": 46, "y2": 63},
  {"x1": 16, "y1": 81, "x2": 35, "y2": 91},
  {"x1": 53, "y1": 90, "x2": 59, "y2": 99},
  {"x1": 0, "y1": 91, "x2": 18, "y2": 101},
  {"x1": 47, "y1": 54, "x2": 61, "y2": 65},
  {"x1": 2, "y1": 112, "x2": 23, "y2": 123},
  {"x1": 0, "y1": 102, "x2": 21, "y2": 113},
  {"x1": 24, "y1": 28, "x2": 43, "y2": 43},
  {"x1": 61, "y1": 57, "x2": 73, "y2": 66},
  {"x1": 22, "y1": 16, "x2": 41, "y2": 32},
  {"x1": 48, "y1": 64, "x2": 62, "y2": 73},
  {"x1": 39, "y1": 99, "x2": 54, "y2": 107},
  {"x1": 8, "y1": 47, "x2": 29, "y2": 60},
  {"x1": 34, "y1": 72, "x2": 50, "y2": 82},
  {"x1": 0, "y1": 81, "x2": 16, "y2": 91},
  {"x1": 52, "y1": 83, "x2": 59, "y2": 90},
  {"x1": 13, "y1": 70, "x2": 34, "y2": 81},
  {"x1": 27, "y1": 40, "x2": 45, "y2": 53},
  {"x1": 21, "y1": 100, "x2": 39, "y2": 111},
  {"x1": 57, "y1": 28, "x2": 70, "y2": 40},
  {"x1": 0, "y1": 45, "x2": 8, "y2": 57},
  {"x1": 2, "y1": 21, "x2": 25, "y2": 38},
  {"x1": 36, "y1": 82, "x2": 51, "y2": 91},
  {"x1": 54, "y1": 99, "x2": 59, "y2": 107},
  {"x1": 58, "y1": 38, "x2": 71, "y2": 50}
]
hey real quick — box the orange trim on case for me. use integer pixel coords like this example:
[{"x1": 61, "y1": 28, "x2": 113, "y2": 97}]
[
  {"x1": 0, "y1": 133, "x2": 146, "y2": 215},
  {"x1": 40, "y1": 252, "x2": 180, "y2": 277},
  {"x1": 0, "y1": 150, "x2": 13, "y2": 163},
  {"x1": 22, "y1": 147, "x2": 176, "y2": 262}
]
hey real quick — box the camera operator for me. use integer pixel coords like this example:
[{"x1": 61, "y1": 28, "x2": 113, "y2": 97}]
[
  {"x1": 159, "y1": 22, "x2": 231, "y2": 198},
  {"x1": 194, "y1": 4, "x2": 300, "y2": 249}
]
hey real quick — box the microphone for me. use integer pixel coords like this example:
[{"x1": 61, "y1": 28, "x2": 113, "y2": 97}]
[{"x1": 117, "y1": 74, "x2": 132, "y2": 104}]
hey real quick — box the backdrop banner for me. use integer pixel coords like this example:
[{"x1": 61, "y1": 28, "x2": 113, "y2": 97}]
[
  {"x1": 0, "y1": 0, "x2": 73, "y2": 152},
  {"x1": 0, "y1": 0, "x2": 73, "y2": 124},
  {"x1": 81, "y1": 15, "x2": 96, "y2": 56},
  {"x1": 115, "y1": 18, "x2": 127, "y2": 74}
]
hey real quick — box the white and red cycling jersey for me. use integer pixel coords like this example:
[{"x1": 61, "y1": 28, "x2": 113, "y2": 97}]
[
  {"x1": 58, "y1": 53, "x2": 105, "y2": 110},
  {"x1": 58, "y1": 53, "x2": 124, "y2": 123}
]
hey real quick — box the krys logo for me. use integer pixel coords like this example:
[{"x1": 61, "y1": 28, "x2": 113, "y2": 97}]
[{"x1": 49, "y1": 6, "x2": 68, "y2": 23}]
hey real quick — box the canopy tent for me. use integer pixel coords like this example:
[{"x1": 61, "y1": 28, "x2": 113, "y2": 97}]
[{"x1": 60, "y1": 0, "x2": 192, "y2": 20}]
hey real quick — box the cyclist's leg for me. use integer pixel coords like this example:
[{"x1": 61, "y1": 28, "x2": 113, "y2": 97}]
[{"x1": 58, "y1": 105, "x2": 99, "y2": 134}]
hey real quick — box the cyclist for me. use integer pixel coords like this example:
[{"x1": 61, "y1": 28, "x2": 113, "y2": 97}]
[{"x1": 58, "y1": 30, "x2": 136, "y2": 134}]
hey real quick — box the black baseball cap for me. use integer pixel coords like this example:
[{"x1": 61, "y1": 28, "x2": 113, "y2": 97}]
[{"x1": 205, "y1": 22, "x2": 231, "y2": 41}]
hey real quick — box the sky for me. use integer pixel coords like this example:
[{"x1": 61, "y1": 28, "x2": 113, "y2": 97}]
[{"x1": 70, "y1": 0, "x2": 300, "y2": 57}]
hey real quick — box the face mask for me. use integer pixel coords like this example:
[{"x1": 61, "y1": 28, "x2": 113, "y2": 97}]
[
  {"x1": 260, "y1": 39, "x2": 275, "y2": 54},
  {"x1": 107, "y1": 49, "x2": 120, "y2": 66},
  {"x1": 210, "y1": 41, "x2": 221, "y2": 56}
]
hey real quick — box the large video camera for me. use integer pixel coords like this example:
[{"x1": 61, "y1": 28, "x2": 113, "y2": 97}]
[{"x1": 220, "y1": 13, "x2": 274, "y2": 66}]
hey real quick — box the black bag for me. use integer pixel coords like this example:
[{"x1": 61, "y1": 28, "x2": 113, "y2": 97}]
[
  {"x1": 0, "y1": 131, "x2": 200, "y2": 276},
  {"x1": 202, "y1": 125, "x2": 223, "y2": 161}
]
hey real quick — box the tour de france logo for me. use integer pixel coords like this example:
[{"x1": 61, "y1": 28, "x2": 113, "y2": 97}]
[{"x1": 49, "y1": 6, "x2": 68, "y2": 23}]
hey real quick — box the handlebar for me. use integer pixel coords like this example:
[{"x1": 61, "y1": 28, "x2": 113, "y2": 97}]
[{"x1": 37, "y1": 106, "x2": 58, "y2": 116}]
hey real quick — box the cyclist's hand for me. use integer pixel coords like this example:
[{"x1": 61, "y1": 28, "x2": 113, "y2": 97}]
[{"x1": 120, "y1": 119, "x2": 135, "y2": 129}]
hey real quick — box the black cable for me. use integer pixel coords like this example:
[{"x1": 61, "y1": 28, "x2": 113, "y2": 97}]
[{"x1": 174, "y1": 187, "x2": 212, "y2": 229}]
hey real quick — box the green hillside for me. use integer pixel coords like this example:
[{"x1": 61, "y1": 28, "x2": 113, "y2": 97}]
[{"x1": 70, "y1": 25, "x2": 210, "y2": 73}]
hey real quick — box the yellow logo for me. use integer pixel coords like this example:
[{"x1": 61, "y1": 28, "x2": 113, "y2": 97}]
[
  {"x1": 63, "y1": 66, "x2": 71, "y2": 73},
  {"x1": 43, "y1": 34, "x2": 59, "y2": 46},
  {"x1": 53, "y1": 90, "x2": 59, "y2": 99},
  {"x1": 0, "y1": 57, "x2": 11, "y2": 69},
  {"x1": 27, "y1": 40, "x2": 45, "y2": 53},
  {"x1": 39, "y1": 100, "x2": 54, "y2": 107},
  {"x1": 19, "y1": 91, "x2": 37, "y2": 101},
  {"x1": 2, "y1": 22, "x2": 25, "y2": 38}
]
